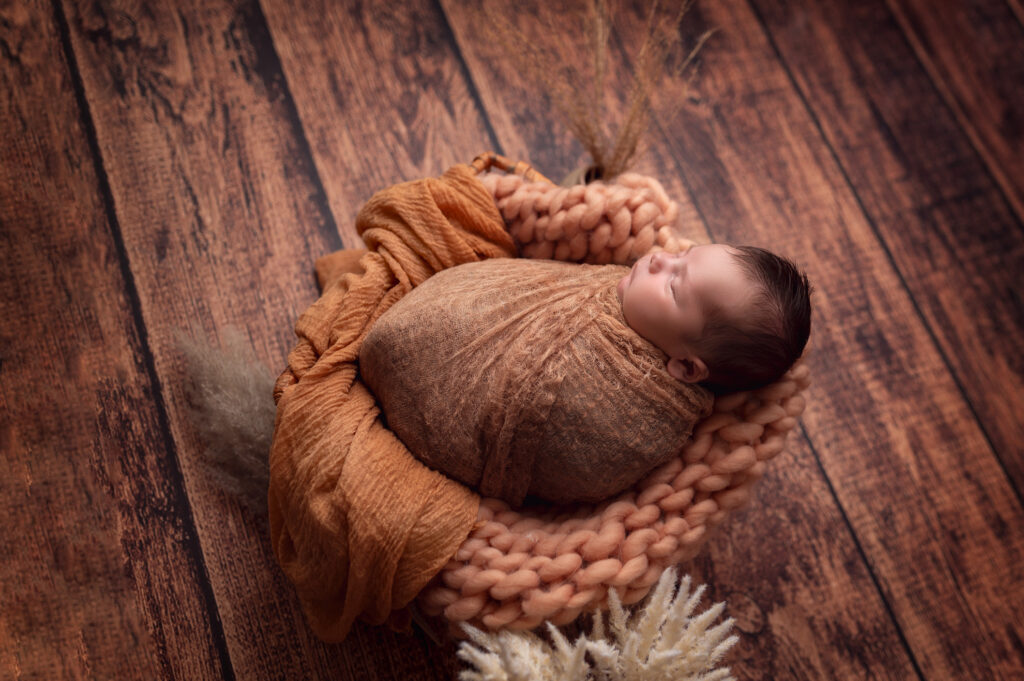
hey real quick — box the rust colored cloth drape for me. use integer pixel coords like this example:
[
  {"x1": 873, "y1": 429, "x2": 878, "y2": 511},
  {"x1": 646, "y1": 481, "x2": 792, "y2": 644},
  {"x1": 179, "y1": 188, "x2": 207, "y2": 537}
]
[{"x1": 268, "y1": 165, "x2": 515, "y2": 641}]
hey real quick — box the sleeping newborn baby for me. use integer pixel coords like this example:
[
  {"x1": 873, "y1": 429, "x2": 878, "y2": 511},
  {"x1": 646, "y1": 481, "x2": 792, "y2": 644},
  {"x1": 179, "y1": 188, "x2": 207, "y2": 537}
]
[
  {"x1": 359, "y1": 244, "x2": 810, "y2": 506},
  {"x1": 618, "y1": 244, "x2": 811, "y2": 394}
]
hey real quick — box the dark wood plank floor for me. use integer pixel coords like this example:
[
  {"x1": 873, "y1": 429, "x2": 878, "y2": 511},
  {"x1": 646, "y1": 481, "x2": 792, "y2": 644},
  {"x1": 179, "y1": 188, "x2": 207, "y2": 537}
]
[{"x1": 2, "y1": 1, "x2": 1022, "y2": 679}]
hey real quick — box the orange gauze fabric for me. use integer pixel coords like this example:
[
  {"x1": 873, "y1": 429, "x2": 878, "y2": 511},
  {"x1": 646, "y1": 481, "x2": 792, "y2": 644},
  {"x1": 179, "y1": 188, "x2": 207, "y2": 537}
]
[{"x1": 268, "y1": 165, "x2": 515, "y2": 642}]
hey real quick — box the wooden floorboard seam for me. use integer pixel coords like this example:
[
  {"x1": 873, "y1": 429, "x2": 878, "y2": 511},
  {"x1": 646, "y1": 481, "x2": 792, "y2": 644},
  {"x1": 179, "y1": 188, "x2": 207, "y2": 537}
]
[
  {"x1": 883, "y1": 0, "x2": 1024, "y2": 226},
  {"x1": 249, "y1": 0, "x2": 344, "y2": 252},
  {"x1": 49, "y1": 1, "x2": 238, "y2": 679},
  {"x1": 743, "y1": 0, "x2": 1024, "y2": 509},
  {"x1": 428, "y1": 0, "x2": 504, "y2": 158},
  {"x1": 1010, "y1": 0, "x2": 1024, "y2": 28},
  {"x1": 796, "y1": 422, "x2": 928, "y2": 681}
]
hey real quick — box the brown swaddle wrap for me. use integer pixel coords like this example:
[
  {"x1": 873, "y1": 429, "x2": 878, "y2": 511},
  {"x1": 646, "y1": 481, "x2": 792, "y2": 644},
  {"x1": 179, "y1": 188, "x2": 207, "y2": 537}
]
[{"x1": 360, "y1": 259, "x2": 712, "y2": 505}]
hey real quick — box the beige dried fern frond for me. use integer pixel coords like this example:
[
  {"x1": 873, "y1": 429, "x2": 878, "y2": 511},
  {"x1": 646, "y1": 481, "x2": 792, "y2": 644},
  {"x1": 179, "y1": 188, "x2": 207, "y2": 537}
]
[{"x1": 457, "y1": 569, "x2": 738, "y2": 681}]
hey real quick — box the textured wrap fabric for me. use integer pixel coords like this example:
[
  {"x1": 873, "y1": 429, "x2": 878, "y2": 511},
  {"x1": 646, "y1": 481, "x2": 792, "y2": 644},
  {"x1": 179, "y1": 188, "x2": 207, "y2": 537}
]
[
  {"x1": 268, "y1": 165, "x2": 515, "y2": 642},
  {"x1": 360, "y1": 259, "x2": 712, "y2": 505}
]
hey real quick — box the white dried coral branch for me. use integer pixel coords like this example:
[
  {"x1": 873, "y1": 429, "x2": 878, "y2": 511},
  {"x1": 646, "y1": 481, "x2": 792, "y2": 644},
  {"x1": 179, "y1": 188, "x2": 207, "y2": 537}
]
[
  {"x1": 457, "y1": 569, "x2": 738, "y2": 681},
  {"x1": 457, "y1": 624, "x2": 591, "y2": 681}
]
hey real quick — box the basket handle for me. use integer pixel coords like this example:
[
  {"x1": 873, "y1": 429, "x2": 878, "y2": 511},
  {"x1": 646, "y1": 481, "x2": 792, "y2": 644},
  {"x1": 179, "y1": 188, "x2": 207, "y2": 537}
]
[{"x1": 470, "y1": 151, "x2": 553, "y2": 185}]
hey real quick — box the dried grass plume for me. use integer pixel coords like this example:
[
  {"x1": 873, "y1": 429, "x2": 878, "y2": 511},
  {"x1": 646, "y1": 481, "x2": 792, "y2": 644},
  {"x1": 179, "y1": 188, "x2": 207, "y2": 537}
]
[
  {"x1": 175, "y1": 328, "x2": 275, "y2": 514},
  {"x1": 485, "y1": 0, "x2": 713, "y2": 181}
]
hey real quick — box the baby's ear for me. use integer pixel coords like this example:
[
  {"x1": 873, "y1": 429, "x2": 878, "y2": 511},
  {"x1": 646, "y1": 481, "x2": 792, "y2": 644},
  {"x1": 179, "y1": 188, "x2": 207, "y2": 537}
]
[{"x1": 667, "y1": 356, "x2": 709, "y2": 383}]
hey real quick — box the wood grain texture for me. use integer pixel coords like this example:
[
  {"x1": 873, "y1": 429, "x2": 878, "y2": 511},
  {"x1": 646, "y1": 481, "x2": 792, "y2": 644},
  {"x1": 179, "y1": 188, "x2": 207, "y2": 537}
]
[
  {"x1": 0, "y1": 2, "x2": 224, "y2": 679},
  {"x1": 56, "y1": 0, "x2": 361, "y2": 678},
  {"x1": 58, "y1": 0, "x2": 469, "y2": 677},
  {"x1": 615, "y1": 1, "x2": 1024, "y2": 678},
  {"x1": 439, "y1": 1, "x2": 919, "y2": 679},
  {"x1": 688, "y1": 438, "x2": 921, "y2": 681},
  {"x1": 261, "y1": 0, "x2": 498, "y2": 246},
  {"x1": 7, "y1": 0, "x2": 1024, "y2": 678},
  {"x1": 884, "y1": 0, "x2": 1024, "y2": 221},
  {"x1": 748, "y1": 0, "x2": 1024, "y2": 538}
]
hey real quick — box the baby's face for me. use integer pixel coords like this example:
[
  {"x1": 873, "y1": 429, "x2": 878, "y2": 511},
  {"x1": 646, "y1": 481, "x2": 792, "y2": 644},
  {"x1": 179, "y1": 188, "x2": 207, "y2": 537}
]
[{"x1": 616, "y1": 244, "x2": 754, "y2": 360}]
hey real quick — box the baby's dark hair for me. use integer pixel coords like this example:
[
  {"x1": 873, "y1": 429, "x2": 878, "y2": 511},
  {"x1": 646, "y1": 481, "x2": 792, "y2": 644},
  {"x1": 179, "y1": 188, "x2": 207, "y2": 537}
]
[{"x1": 694, "y1": 246, "x2": 811, "y2": 394}]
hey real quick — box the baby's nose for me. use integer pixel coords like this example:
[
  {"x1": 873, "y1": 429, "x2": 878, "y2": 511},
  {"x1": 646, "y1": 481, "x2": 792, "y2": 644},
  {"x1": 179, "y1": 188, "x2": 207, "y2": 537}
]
[{"x1": 649, "y1": 252, "x2": 670, "y2": 272}]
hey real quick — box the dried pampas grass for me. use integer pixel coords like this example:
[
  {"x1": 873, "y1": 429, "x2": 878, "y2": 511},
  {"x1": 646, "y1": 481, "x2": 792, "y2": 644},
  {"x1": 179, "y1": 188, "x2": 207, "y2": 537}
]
[
  {"x1": 457, "y1": 568, "x2": 738, "y2": 681},
  {"x1": 175, "y1": 328, "x2": 275, "y2": 514},
  {"x1": 484, "y1": 0, "x2": 713, "y2": 181}
]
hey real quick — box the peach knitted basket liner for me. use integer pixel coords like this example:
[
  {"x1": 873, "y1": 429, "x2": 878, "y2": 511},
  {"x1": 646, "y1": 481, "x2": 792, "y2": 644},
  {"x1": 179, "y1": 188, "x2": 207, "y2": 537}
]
[{"x1": 414, "y1": 154, "x2": 810, "y2": 631}]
